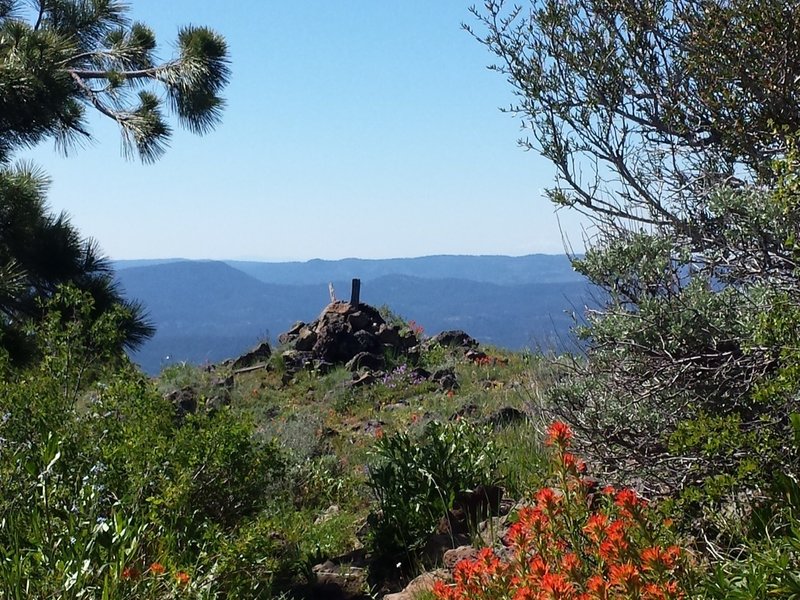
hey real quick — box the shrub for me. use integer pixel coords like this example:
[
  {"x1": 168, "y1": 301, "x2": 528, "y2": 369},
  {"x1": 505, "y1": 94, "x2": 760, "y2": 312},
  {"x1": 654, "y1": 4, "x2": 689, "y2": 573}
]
[
  {"x1": 697, "y1": 415, "x2": 800, "y2": 599},
  {"x1": 368, "y1": 420, "x2": 502, "y2": 561},
  {"x1": 0, "y1": 296, "x2": 287, "y2": 597}
]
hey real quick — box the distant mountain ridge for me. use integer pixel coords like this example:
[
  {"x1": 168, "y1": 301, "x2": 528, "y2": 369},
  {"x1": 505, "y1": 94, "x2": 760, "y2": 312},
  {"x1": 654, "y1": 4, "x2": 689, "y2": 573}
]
[
  {"x1": 115, "y1": 254, "x2": 582, "y2": 285},
  {"x1": 115, "y1": 255, "x2": 592, "y2": 374}
]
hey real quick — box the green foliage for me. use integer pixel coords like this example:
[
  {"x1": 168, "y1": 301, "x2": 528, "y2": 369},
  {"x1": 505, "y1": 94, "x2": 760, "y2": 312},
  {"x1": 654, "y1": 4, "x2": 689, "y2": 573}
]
[
  {"x1": 0, "y1": 0, "x2": 230, "y2": 163},
  {"x1": 0, "y1": 301, "x2": 288, "y2": 597},
  {"x1": 699, "y1": 434, "x2": 800, "y2": 600},
  {"x1": 470, "y1": 0, "x2": 800, "y2": 556},
  {"x1": 420, "y1": 341, "x2": 448, "y2": 370},
  {"x1": 367, "y1": 420, "x2": 503, "y2": 560},
  {"x1": 0, "y1": 167, "x2": 154, "y2": 364},
  {"x1": 0, "y1": 0, "x2": 232, "y2": 367}
]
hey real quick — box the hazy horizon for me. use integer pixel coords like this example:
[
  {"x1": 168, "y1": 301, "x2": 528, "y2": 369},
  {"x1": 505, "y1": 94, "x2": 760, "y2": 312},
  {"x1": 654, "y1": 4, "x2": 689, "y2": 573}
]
[{"x1": 113, "y1": 250, "x2": 575, "y2": 265}]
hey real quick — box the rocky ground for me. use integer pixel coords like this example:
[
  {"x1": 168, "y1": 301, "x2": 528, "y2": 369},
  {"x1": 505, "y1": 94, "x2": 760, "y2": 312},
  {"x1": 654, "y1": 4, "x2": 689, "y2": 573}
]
[{"x1": 157, "y1": 299, "x2": 559, "y2": 598}]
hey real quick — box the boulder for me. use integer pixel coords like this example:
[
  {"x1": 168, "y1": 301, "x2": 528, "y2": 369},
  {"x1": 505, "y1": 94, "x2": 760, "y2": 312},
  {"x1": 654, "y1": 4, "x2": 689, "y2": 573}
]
[
  {"x1": 349, "y1": 372, "x2": 376, "y2": 387},
  {"x1": 313, "y1": 321, "x2": 361, "y2": 363},
  {"x1": 281, "y1": 349, "x2": 314, "y2": 374},
  {"x1": 231, "y1": 341, "x2": 272, "y2": 370},
  {"x1": 383, "y1": 570, "x2": 452, "y2": 600},
  {"x1": 294, "y1": 326, "x2": 318, "y2": 351},
  {"x1": 432, "y1": 367, "x2": 458, "y2": 391},
  {"x1": 443, "y1": 546, "x2": 479, "y2": 570},
  {"x1": 165, "y1": 386, "x2": 197, "y2": 418},
  {"x1": 345, "y1": 351, "x2": 385, "y2": 372},
  {"x1": 377, "y1": 323, "x2": 402, "y2": 347},
  {"x1": 484, "y1": 406, "x2": 527, "y2": 428},
  {"x1": 277, "y1": 321, "x2": 305, "y2": 345},
  {"x1": 428, "y1": 330, "x2": 479, "y2": 350}
]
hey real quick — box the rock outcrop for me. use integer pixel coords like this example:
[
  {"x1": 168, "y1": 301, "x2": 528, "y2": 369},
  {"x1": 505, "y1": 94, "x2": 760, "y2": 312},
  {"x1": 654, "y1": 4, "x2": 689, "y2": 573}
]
[{"x1": 278, "y1": 301, "x2": 419, "y2": 377}]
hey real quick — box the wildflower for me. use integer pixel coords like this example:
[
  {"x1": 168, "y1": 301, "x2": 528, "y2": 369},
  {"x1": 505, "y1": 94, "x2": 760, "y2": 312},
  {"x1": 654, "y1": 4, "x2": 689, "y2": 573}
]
[
  {"x1": 560, "y1": 552, "x2": 581, "y2": 576},
  {"x1": 175, "y1": 571, "x2": 191, "y2": 586},
  {"x1": 121, "y1": 565, "x2": 140, "y2": 580},
  {"x1": 641, "y1": 545, "x2": 680, "y2": 572},
  {"x1": 408, "y1": 320, "x2": 424, "y2": 336},
  {"x1": 546, "y1": 421, "x2": 573, "y2": 447},
  {"x1": 541, "y1": 572, "x2": 575, "y2": 597},
  {"x1": 615, "y1": 488, "x2": 647, "y2": 518},
  {"x1": 561, "y1": 452, "x2": 586, "y2": 474},
  {"x1": 609, "y1": 562, "x2": 641, "y2": 592},
  {"x1": 587, "y1": 574, "x2": 612, "y2": 599},
  {"x1": 148, "y1": 562, "x2": 166, "y2": 576},
  {"x1": 528, "y1": 555, "x2": 550, "y2": 579},
  {"x1": 597, "y1": 520, "x2": 629, "y2": 561},
  {"x1": 432, "y1": 580, "x2": 455, "y2": 600},
  {"x1": 583, "y1": 513, "x2": 609, "y2": 543},
  {"x1": 536, "y1": 487, "x2": 562, "y2": 512},
  {"x1": 643, "y1": 580, "x2": 680, "y2": 599},
  {"x1": 664, "y1": 546, "x2": 682, "y2": 568}
]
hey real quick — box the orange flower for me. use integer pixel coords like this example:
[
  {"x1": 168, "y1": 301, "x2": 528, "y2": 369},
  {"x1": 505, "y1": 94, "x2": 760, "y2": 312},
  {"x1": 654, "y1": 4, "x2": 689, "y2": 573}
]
[
  {"x1": 642, "y1": 545, "x2": 680, "y2": 571},
  {"x1": 664, "y1": 546, "x2": 682, "y2": 568},
  {"x1": 561, "y1": 452, "x2": 586, "y2": 474},
  {"x1": 587, "y1": 574, "x2": 612, "y2": 599},
  {"x1": 430, "y1": 435, "x2": 687, "y2": 600},
  {"x1": 536, "y1": 487, "x2": 562, "y2": 512},
  {"x1": 541, "y1": 572, "x2": 574, "y2": 597},
  {"x1": 432, "y1": 580, "x2": 456, "y2": 600},
  {"x1": 148, "y1": 562, "x2": 166, "y2": 576},
  {"x1": 597, "y1": 520, "x2": 629, "y2": 561},
  {"x1": 609, "y1": 562, "x2": 641, "y2": 591},
  {"x1": 528, "y1": 554, "x2": 550, "y2": 579},
  {"x1": 175, "y1": 571, "x2": 190, "y2": 586},
  {"x1": 615, "y1": 488, "x2": 646, "y2": 515},
  {"x1": 546, "y1": 421, "x2": 573, "y2": 447},
  {"x1": 644, "y1": 581, "x2": 681, "y2": 600},
  {"x1": 583, "y1": 513, "x2": 609, "y2": 542},
  {"x1": 560, "y1": 552, "x2": 581, "y2": 576},
  {"x1": 121, "y1": 565, "x2": 140, "y2": 580}
]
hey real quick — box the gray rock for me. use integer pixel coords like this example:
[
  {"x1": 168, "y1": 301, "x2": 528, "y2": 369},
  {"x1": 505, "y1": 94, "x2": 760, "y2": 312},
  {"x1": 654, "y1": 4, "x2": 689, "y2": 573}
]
[
  {"x1": 428, "y1": 330, "x2": 479, "y2": 350},
  {"x1": 345, "y1": 351, "x2": 385, "y2": 372},
  {"x1": 231, "y1": 341, "x2": 272, "y2": 370}
]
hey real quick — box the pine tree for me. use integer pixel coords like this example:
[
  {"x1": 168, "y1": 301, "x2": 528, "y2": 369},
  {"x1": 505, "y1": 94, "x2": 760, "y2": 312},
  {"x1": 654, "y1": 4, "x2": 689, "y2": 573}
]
[{"x1": 0, "y1": 0, "x2": 230, "y2": 363}]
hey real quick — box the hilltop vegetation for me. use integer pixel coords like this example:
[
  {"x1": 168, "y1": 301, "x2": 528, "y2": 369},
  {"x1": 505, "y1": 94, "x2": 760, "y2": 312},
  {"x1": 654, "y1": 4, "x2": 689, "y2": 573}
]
[{"x1": 3, "y1": 0, "x2": 800, "y2": 598}]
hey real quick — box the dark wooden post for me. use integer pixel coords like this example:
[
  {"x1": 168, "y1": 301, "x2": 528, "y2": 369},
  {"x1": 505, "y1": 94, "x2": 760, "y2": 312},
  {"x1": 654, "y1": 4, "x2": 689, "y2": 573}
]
[{"x1": 350, "y1": 278, "x2": 361, "y2": 306}]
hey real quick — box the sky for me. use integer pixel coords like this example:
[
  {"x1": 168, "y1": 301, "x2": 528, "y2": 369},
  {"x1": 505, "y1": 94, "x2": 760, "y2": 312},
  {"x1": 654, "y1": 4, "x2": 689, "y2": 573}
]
[{"x1": 26, "y1": 1, "x2": 587, "y2": 262}]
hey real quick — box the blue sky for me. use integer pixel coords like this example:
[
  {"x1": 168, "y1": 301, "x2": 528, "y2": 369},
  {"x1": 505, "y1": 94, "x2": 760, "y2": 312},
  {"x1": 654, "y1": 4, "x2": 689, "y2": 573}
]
[{"x1": 27, "y1": 1, "x2": 586, "y2": 261}]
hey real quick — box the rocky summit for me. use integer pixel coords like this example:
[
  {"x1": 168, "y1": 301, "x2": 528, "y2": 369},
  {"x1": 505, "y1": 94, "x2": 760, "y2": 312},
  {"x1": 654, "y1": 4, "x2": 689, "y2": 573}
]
[{"x1": 276, "y1": 301, "x2": 419, "y2": 377}]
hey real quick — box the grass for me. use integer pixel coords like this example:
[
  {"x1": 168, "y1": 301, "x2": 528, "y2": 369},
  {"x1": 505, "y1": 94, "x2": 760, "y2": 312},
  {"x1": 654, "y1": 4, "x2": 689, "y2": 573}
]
[{"x1": 170, "y1": 343, "x2": 559, "y2": 581}]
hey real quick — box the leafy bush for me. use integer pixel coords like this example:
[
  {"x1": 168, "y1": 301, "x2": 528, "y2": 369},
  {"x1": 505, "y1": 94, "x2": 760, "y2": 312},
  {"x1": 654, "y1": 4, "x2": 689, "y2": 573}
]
[
  {"x1": 0, "y1": 294, "x2": 287, "y2": 597},
  {"x1": 367, "y1": 420, "x2": 502, "y2": 560},
  {"x1": 702, "y1": 525, "x2": 800, "y2": 600},
  {"x1": 698, "y1": 415, "x2": 800, "y2": 599}
]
